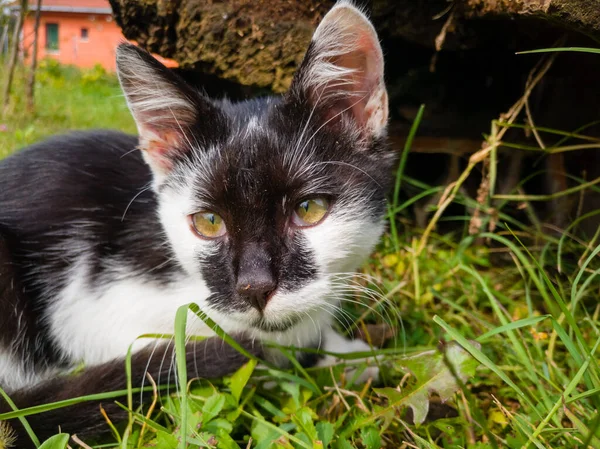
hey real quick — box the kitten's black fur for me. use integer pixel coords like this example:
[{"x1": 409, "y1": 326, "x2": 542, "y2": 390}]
[{"x1": 0, "y1": 132, "x2": 165, "y2": 368}]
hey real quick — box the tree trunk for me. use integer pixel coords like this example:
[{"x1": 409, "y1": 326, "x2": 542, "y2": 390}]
[
  {"x1": 2, "y1": 0, "x2": 27, "y2": 115},
  {"x1": 25, "y1": 0, "x2": 41, "y2": 112},
  {"x1": 0, "y1": 22, "x2": 9, "y2": 58}
]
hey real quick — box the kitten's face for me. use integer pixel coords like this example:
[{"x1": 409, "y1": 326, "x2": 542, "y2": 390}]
[{"x1": 117, "y1": 1, "x2": 394, "y2": 334}]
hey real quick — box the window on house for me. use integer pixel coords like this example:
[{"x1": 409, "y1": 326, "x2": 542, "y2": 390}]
[
  {"x1": 81, "y1": 28, "x2": 89, "y2": 41},
  {"x1": 45, "y1": 23, "x2": 59, "y2": 51}
]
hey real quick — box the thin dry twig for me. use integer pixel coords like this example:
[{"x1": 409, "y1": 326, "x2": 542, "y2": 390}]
[
  {"x1": 524, "y1": 68, "x2": 547, "y2": 151},
  {"x1": 417, "y1": 49, "x2": 560, "y2": 255},
  {"x1": 435, "y1": 9, "x2": 456, "y2": 52},
  {"x1": 138, "y1": 372, "x2": 159, "y2": 446},
  {"x1": 430, "y1": 8, "x2": 456, "y2": 72},
  {"x1": 99, "y1": 404, "x2": 121, "y2": 444},
  {"x1": 71, "y1": 434, "x2": 94, "y2": 449},
  {"x1": 329, "y1": 366, "x2": 352, "y2": 412},
  {"x1": 459, "y1": 390, "x2": 476, "y2": 445},
  {"x1": 324, "y1": 386, "x2": 370, "y2": 413}
]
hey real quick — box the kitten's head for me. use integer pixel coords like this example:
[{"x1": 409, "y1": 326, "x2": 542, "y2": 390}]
[{"x1": 116, "y1": 1, "x2": 395, "y2": 335}]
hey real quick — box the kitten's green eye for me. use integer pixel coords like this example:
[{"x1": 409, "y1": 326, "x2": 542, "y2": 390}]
[
  {"x1": 191, "y1": 211, "x2": 226, "y2": 238},
  {"x1": 293, "y1": 197, "x2": 329, "y2": 227}
]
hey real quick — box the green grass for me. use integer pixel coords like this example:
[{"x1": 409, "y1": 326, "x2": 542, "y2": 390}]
[
  {"x1": 0, "y1": 59, "x2": 135, "y2": 156},
  {"x1": 1, "y1": 61, "x2": 600, "y2": 449}
]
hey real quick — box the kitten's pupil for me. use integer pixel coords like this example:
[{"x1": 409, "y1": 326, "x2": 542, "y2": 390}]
[
  {"x1": 294, "y1": 198, "x2": 329, "y2": 226},
  {"x1": 191, "y1": 211, "x2": 225, "y2": 239}
]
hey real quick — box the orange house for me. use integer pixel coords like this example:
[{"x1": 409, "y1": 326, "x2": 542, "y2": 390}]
[{"x1": 21, "y1": 0, "x2": 176, "y2": 71}]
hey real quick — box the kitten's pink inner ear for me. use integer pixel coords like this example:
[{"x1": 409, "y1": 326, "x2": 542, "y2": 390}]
[
  {"x1": 303, "y1": 4, "x2": 388, "y2": 137},
  {"x1": 138, "y1": 127, "x2": 184, "y2": 175},
  {"x1": 328, "y1": 39, "x2": 387, "y2": 132}
]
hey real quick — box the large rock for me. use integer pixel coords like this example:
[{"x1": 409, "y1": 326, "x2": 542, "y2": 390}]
[
  {"x1": 109, "y1": 0, "x2": 333, "y2": 92},
  {"x1": 109, "y1": 0, "x2": 600, "y2": 92}
]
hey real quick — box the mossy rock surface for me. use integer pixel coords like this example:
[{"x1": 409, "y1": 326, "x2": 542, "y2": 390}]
[
  {"x1": 109, "y1": 0, "x2": 333, "y2": 92},
  {"x1": 109, "y1": 0, "x2": 600, "y2": 92}
]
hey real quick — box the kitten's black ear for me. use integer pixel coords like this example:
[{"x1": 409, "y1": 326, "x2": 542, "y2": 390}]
[
  {"x1": 288, "y1": 1, "x2": 387, "y2": 138},
  {"x1": 116, "y1": 44, "x2": 219, "y2": 180}
]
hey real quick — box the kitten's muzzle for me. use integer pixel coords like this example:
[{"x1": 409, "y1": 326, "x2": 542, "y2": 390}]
[{"x1": 236, "y1": 242, "x2": 277, "y2": 313}]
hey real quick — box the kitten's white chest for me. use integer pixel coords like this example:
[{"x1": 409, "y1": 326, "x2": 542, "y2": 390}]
[{"x1": 48, "y1": 261, "x2": 214, "y2": 366}]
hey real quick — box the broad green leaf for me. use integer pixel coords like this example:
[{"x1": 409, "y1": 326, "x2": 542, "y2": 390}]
[
  {"x1": 376, "y1": 341, "x2": 479, "y2": 425},
  {"x1": 154, "y1": 430, "x2": 179, "y2": 449},
  {"x1": 197, "y1": 431, "x2": 219, "y2": 447},
  {"x1": 38, "y1": 433, "x2": 70, "y2": 449},
  {"x1": 430, "y1": 418, "x2": 458, "y2": 436},
  {"x1": 360, "y1": 426, "x2": 381, "y2": 449},
  {"x1": 185, "y1": 401, "x2": 204, "y2": 436},
  {"x1": 204, "y1": 418, "x2": 233, "y2": 435},
  {"x1": 316, "y1": 422, "x2": 335, "y2": 448},
  {"x1": 334, "y1": 438, "x2": 354, "y2": 449},
  {"x1": 281, "y1": 382, "x2": 302, "y2": 410},
  {"x1": 227, "y1": 359, "x2": 257, "y2": 403},
  {"x1": 252, "y1": 420, "x2": 279, "y2": 449},
  {"x1": 292, "y1": 407, "x2": 318, "y2": 441},
  {"x1": 203, "y1": 393, "x2": 226, "y2": 423},
  {"x1": 296, "y1": 432, "x2": 313, "y2": 448},
  {"x1": 244, "y1": 410, "x2": 311, "y2": 449},
  {"x1": 216, "y1": 428, "x2": 241, "y2": 449}
]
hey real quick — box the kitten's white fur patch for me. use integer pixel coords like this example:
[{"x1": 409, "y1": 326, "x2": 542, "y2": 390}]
[
  {"x1": 0, "y1": 348, "x2": 49, "y2": 392},
  {"x1": 303, "y1": 192, "x2": 384, "y2": 275},
  {"x1": 48, "y1": 261, "x2": 214, "y2": 365}
]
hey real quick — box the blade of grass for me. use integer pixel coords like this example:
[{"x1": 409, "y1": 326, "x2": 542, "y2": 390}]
[
  {"x1": 266, "y1": 344, "x2": 322, "y2": 395},
  {"x1": 494, "y1": 120, "x2": 600, "y2": 143},
  {"x1": 557, "y1": 209, "x2": 600, "y2": 273},
  {"x1": 174, "y1": 304, "x2": 189, "y2": 449},
  {"x1": 517, "y1": 47, "x2": 600, "y2": 55},
  {"x1": 476, "y1": 315, "x2": 551, "y2": 342},
  {"x1": 0, "y1": 387, "x2": 40, "y2": 447},
  {"x1": 509, "y1": 229, "x2": 600, "y2": 391},
  {"x1": 188, "y1": 303, "x2": 275, "y2": 368},
  {"x1": 0, "y1": 386, "x2": 162, "y2": 420},
  {"x1": 570, "y1": 242, "x2": 600, "y2": 308},
  {"x1": 433, "y1": 315, "x2": 543, "y2": 420},
  {"x1": 493, "y1": 176, "x2": 600, "y2": 201},
  {"x1": 239, "y1": 409, "x2": 312, "y2": 449},
  {"x1": 524, "y1": 335, "x2": 600, "y2": 448},
  {"x1": 392, "y1": 104, "x2": 425, "y2": 209},
  {"x1": 390, "y1": 104, "x2": 425, "y2": 252}
]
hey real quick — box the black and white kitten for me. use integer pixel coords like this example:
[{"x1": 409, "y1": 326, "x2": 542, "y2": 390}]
[{"x1": 0, "y1": 0, "x2": 393, "y2": 443}]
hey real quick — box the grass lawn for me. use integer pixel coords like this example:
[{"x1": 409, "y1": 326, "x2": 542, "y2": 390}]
[
  {"x1": 0, "y1": 61, "x2": 599, "y2": 449},
  {"x1": 0, "y1": 59, "x2": 135, "y2": 157}
]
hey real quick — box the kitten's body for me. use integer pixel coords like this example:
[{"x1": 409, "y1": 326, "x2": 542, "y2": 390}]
[{"x1": 0, "y1": 1, "x2": 394, "y2": 445}]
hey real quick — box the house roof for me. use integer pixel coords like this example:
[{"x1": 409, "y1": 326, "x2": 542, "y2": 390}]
[{"x1": 17, "y1": 0, "x2": 112, "y2": 14}]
